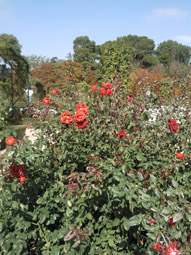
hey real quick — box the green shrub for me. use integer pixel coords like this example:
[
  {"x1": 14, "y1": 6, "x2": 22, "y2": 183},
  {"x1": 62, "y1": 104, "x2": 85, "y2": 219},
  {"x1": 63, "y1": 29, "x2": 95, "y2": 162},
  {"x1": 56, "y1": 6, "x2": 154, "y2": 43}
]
[{"x1": 0, "y1": 79, "x2": 191, "y2": 254}]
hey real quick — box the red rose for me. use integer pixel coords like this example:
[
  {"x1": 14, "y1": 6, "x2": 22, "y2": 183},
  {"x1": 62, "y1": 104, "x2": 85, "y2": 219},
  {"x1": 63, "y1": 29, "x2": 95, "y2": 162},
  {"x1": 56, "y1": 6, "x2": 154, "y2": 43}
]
[
  {"x1": 76, "y1": 103, "x2": 88, "y2": 114},
  {"x1": 168, "y1": 217, "x2": 176, "y2": 227},
  {"x1": 162, "y1": 98, "x2": 166, "y2": 102},
  {"x1": 92, "y1": 85, "x2": 98, "y2": 91},
  {"x1": 76, "y1": 118, "x2": 88, "y2": 129},
  {"x1": 105, "y1": 83, "x2": 113, "y2": 89},
  {"x1": 168, "y1": 119, "x2": 178, "y2": 133},
  {"x1": 165, "y1": 242, "x2": 179, "y2": 255},
  {"x1": 55, "y1": 102, "x2": 59, "y2": 108},
  {"x1": 106, "y1": 89, "x2": 114, "y2": 95},
  {"x1": 18, "y1": 176, "x2": 26, "y2": 183},
  {"x1": 117, "y1": 130, "x2": 127, "y2": 139},
  {"x1": 5, "y1": 136, "x2": 16, "y2": 146},
  {"x1": 127, "y1": 96, "x2": 134, "y2": 102},
  {"x1": 101, "y1": 82, "x2": 107, "y2": 87},
  {"x1": 100, "y1": 88, "x2": 106, "y2": 96},
  {"x1": 176, "y1": 152, "x2": 184, "y2": 160},
  {"x1": 153, "y1": 243, "x2": 163, "y2": 252},
  {"x1": 43, "y1": 97, "x2": 51, "y2": 105},
  {"x1": 60, "y1": 111, "x2": 73, "y2": 124},
  {"x1": 51, "y1": 89, "x2": 60, "y2": 95},
  {"x1": 73, "y1": 111, "x2": 86, "y2": 123},
  {"x1": 150, "y1": 218, "x2": 156, "y2": 224},
  {"x1": 9, "y1": 163, "x2": 26, "y2": 182},
  {"x1": 67, "y1": 77, "x2": 72, "y2": 81}
]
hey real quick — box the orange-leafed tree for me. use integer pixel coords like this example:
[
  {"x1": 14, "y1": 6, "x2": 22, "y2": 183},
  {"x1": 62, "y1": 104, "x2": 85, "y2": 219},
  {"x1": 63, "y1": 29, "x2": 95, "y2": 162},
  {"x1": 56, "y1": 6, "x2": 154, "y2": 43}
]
[
  {"x1": 31, "y1": 61, "x2": 98, "y2": 88},
  {"x1": 31, "y1": 62, "x2": 56, "y2": 87},
  {"x1": 129, "y1": 68, "x2": 163, "y2": 95}
]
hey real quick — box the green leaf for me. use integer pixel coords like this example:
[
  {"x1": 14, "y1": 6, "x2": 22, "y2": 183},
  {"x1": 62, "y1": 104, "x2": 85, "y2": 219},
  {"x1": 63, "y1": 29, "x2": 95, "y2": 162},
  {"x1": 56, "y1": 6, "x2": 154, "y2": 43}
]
[
  {"x1": 173, "y1": 231, "x2": 182, "y2": 239},
  {"x1": 146, "y1": 232, "x2": 157, "y2": 240},
  {"x1": 123, "y1": 214, "x2": 143, "y2": 231},
  {"x1": 172, "y1": 180, "x2": 178, "y2": 188},
  {"x1": 67, "y1": 200, "x2": 72, "y2": 207},
  {"x1": 173, "y1": 212, "x2": 183, "y2": 222}
]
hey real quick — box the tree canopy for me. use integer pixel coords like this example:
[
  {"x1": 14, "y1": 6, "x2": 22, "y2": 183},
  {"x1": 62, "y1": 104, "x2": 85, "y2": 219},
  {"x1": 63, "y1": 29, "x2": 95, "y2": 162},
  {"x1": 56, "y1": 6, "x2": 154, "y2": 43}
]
[
  {"x1": 0, "y1": 33, "x2": 22, "y2": 54},
  {"x1": 116, "y1": 35, "x2": 157, "y2": 68},
  {"x1": 73, "y1": 36, "x2": 99, "y2": 70},
  {"x1": 155, "y1": 40, "x2": 191, "y2": 67}
]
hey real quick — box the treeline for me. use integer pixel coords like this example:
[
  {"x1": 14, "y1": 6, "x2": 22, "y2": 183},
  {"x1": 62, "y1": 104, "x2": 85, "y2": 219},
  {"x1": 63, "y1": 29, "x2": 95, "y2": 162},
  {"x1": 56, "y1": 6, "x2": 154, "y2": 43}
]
[
  {"x1": 1, "y1": 33, "x2": 191, "y2": 91},
  {"x1": 72, "y1": 35, "x2": 191, "y2": 79}
]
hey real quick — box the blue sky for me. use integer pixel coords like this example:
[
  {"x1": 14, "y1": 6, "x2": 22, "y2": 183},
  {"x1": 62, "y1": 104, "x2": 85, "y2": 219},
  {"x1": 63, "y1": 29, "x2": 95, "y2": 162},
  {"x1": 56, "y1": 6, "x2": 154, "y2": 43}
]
[{"x1": 1, "y1": 0, "x2": 191, "y2": 59}]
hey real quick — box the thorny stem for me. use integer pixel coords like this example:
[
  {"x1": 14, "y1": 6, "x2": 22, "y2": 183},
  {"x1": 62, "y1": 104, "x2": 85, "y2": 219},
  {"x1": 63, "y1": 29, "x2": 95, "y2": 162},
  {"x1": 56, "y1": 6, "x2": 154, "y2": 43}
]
[{"x1": 36, "y1": 221, "x2": 51, "y2": 253}]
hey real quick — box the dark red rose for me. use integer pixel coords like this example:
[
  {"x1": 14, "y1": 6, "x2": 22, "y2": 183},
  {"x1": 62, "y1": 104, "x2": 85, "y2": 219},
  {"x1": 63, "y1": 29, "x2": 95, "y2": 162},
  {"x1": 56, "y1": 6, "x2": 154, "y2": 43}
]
[
  {"x1": 9, "y1": 163, "x2": 26, "y2": 182},
  {"x1": 168, "y1": 119, "x2": 178, "y2": 133},
  {"x1": 168, "y1": 217, "x2": 176, "y2": 227},
  {"x1": 76, "y1": 118, "x2": 88, "y2": 129},
  {"x1": 117, "y1": 130, "x2": 127, "y2": 139}
]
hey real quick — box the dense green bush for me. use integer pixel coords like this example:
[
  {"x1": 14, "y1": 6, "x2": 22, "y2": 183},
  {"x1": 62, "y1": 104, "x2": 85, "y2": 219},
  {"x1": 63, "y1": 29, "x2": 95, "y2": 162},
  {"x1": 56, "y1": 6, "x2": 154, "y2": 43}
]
[{"x1": 0, "y1": 79, "x2": 191, "y2": 254}]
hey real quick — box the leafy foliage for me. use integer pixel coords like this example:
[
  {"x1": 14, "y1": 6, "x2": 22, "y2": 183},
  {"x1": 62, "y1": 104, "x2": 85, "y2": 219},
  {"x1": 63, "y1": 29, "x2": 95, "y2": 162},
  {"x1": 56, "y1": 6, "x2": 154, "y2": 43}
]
[
  {"x1": 155, "y1": 40, "x2": 191, "y2": 67},
  {"x1": 73, "y1": 36, "x2": 99, "y2": 70},
  {"x1": 1, "y1": 77, "x2": 191, "y2": 254},
  {"x1": 0, "y1": 33, "x2": 22, "y2": 54}
]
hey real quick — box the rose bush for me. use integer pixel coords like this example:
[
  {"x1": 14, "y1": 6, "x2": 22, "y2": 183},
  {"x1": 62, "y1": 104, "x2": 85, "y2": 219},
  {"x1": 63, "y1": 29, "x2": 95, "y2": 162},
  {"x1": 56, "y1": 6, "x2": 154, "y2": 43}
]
[{"x1": 0, "y1": 78, "x2": 191, "y2": 254}]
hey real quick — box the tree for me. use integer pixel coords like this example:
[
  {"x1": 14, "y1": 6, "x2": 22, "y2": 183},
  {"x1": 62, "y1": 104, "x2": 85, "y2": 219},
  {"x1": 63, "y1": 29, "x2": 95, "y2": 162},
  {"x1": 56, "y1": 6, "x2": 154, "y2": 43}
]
[
  {"x1": 99, "y1": 41, "x2": 133, "y2": 81},
  {"x1": 73, "y1": 36, "x2": 99, "y2": 70},
  {"x1": 0, "y1": 33, "x2": 22, "y2": 54},
  {"x1": 31, "y1": 61, "x2": 86, "y2": 88},
  {"x1": 31, "y1": 62, "x2": 56, "y2": 87},
  {"x1": 116, "y1": 35, "x2": 157, "y2": 68},
  {"x1": 156, "y1": 40, "x2": 191, "y2": 67}
]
